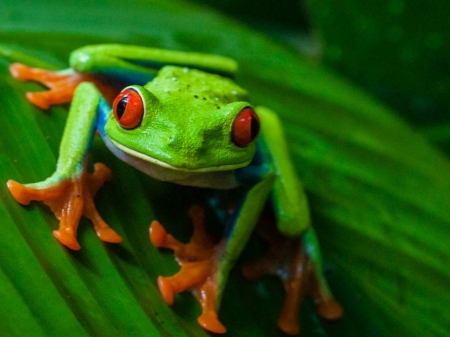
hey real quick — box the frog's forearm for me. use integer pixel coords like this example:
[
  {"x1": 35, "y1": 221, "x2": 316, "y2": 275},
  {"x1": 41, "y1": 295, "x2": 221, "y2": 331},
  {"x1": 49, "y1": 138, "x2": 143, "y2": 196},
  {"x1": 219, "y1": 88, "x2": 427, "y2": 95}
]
[
  {"x1": 70, "y1": 45, "x2": 238, "y2": 83},
  {"x1": 256, "y1": 106, "x2": 311, "y2": 237},
  {"x1": 24, "y1": 82, "x2": 99, "y2": 190},
  {"x1": 6, "y1": 77, "x2": 120, "y2": 250},
  {"x1": 55, "y1": 82, "x2": 100, "y2": 177},
  {"x1": 217, "y1": 166, "x2": 275, "y2": 303}
]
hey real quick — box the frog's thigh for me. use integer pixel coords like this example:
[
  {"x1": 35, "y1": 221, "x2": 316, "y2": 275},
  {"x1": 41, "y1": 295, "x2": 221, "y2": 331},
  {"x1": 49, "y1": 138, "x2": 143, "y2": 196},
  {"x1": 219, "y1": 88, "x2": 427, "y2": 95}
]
[{"x1": 69, "y1": 44, "x2": 237, "y2": 79}]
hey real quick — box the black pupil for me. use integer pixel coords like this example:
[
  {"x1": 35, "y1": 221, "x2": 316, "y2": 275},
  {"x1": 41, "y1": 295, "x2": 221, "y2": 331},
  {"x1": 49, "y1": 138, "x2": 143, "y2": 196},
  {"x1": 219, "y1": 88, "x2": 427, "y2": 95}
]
[
  {"x1": 116, "y1": 95, "x2": 129, "y2": 120},
  {"x1": 250, "y1": 114, "x2": 259, "y2": 139}
]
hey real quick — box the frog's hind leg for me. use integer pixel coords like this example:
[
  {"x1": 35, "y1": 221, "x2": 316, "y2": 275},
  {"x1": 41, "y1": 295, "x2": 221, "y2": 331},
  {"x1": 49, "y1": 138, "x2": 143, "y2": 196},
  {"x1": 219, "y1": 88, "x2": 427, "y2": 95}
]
[
  {"x1": 150, "y1": 205, "x2": 226, "y2": 334},
  {"x1": 242, "y1": 213, "x2": 343, "y2": 335},
  {"x1": 10, "y1": 63, "x2": 89, "y2": 109},
  {"x1": 7, "y1": 161, "x2": 121, "y2": 250},
  {"x1": 9, "y1": 62, "x2": 121, "y2": 109}
]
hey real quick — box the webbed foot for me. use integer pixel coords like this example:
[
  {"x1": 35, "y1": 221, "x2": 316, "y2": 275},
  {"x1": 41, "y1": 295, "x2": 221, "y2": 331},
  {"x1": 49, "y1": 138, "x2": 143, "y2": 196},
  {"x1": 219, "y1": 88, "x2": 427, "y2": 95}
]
[
  {"x1": 10, "y1": 63, "x2": 119, "y2": 109},
  {"x1": 10, "y1": 63, "x2": 89, "y2": 109},
  {"x1": 7, "y1": 162, "x2": 122, "y2": 250},
  {"x1": 150, "y1": 205, "x2": 226, "y2": 334},
  {"x1": 242, "y1": 212, "x2": 343, "y2": 335}
]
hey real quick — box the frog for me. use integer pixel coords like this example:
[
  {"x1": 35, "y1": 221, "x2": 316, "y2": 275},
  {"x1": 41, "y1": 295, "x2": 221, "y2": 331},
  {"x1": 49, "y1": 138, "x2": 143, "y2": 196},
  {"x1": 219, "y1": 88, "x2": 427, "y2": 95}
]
[{"x1": 6, "y1": 44, "x2": 343, "y2": 335}]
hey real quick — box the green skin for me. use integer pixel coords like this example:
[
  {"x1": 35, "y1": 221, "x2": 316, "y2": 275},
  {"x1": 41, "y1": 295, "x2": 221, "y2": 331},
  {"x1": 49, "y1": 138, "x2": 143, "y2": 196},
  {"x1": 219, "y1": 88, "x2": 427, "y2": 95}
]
[{"x1": 21, "y1": 45, "x2": 331, "y2": 311}]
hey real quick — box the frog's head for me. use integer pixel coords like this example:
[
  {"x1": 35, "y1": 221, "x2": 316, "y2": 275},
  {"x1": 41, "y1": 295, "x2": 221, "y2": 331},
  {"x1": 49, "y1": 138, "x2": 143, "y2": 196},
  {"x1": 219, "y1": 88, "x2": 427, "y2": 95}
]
[{"x1": 104, "y1": 66, "x2": 260, "y2": 173}]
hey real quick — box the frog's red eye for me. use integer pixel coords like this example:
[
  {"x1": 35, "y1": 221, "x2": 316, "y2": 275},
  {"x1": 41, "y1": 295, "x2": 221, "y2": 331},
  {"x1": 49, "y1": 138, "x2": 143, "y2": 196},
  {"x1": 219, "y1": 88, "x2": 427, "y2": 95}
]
[
  {"x1": 113, "y1": 89, "x2": 144, "y2": 129},
  {"x1": 232, "y1": 107, "x2": 260, "y2": 147}
]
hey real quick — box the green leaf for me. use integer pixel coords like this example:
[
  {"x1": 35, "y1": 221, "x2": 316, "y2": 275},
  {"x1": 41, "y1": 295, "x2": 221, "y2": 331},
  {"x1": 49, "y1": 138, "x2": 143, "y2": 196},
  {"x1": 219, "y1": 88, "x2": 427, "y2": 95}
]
[
  {"x1": 0, "y1": 0, "x2": 449, "y2": 336},
  {"x1": 307, "y1": 0, "x2": 450, "y2": 137}
]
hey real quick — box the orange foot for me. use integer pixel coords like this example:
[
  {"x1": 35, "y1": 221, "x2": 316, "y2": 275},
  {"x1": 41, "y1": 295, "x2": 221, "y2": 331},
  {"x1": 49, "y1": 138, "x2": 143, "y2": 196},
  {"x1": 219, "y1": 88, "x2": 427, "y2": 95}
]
[
  {"x1": 150, "y1": 205, "x2": 226, "y2": 334},
  {"x1": 242, "y1": 212, "x2": 343, "y2": 336},
  {"x1": 7, "y1": 162, "x2": 122, "y2": 250},
  {"x1": 10, "y1": 63, "x2": 90, "y2": 109},
  {"x1": 10, "y1": 63, "x2": 120, "y2": 109}
]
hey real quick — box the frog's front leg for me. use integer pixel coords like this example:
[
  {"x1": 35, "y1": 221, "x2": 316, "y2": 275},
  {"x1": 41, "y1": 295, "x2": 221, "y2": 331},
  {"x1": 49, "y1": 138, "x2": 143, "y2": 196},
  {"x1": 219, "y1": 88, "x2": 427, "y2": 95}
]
[
  {"x1": 7, "y1": 83, "x2": 121, "y2": 250},
  {"x1": 150, "y1": 167, "x2": 275, "y2": 334},
  {"x1": 151, "y1": 205, "x2": 226, "y2": 333}
]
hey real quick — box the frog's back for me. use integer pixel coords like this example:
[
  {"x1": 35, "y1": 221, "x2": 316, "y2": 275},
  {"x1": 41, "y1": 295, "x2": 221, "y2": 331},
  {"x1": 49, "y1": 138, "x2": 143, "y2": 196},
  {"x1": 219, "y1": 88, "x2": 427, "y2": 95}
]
[{"x1": 146, "y1": 66, "x2": 248, "y2": 106}]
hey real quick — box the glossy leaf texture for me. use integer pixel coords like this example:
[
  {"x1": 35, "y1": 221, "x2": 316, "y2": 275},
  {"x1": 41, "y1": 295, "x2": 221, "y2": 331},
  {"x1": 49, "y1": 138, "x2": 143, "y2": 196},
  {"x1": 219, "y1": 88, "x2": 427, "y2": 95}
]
[
  {"x1": 307, "y1": 0, "x2": 450, "y2": 147},
  {"x1": 0, "y1": 0, "x2": 449, "y2": 336}
]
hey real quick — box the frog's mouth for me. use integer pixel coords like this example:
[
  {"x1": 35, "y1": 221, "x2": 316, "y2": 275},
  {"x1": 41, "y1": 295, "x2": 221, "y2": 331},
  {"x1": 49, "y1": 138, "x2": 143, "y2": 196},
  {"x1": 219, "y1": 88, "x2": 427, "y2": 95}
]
[
  {"x1": 104, "y1": 137, "x2": 242, "y2": 189},
  {"x1": 108, "y1": 138, "x2": 251, "y2": 173}
]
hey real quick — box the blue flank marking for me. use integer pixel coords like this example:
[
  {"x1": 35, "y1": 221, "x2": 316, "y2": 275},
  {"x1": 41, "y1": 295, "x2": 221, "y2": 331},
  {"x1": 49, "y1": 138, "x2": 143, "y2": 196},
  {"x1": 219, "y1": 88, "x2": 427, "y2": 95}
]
[
  {"x1": 123, "y1": 59, "x2": 167, "y2": 70},
  {"x1": 96, "y1": 97, "x2": 111, "y2": 137},
  {"x1": 102, "y1": 67, "x2": 155, "y2": 85},
  {"x1": 225, "y1": 143, "x2": 271, "y2": 239},
  {"x1": 234, "y1": 143, "x2": 268, "y2": 186},
  {"x1": 249, "y1": 140, "x2": 266, "y2": 166},
  {"x1": 128, "y1": 59, "x2": 234, "y2": 78}
]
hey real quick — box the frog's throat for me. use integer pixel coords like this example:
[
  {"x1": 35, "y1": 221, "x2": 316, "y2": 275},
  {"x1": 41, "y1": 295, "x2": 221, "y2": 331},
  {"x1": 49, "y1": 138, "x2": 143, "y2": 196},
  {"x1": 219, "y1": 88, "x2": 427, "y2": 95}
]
[{"x1": 108, "y1": 138, "x2": 251, "y2": 173}]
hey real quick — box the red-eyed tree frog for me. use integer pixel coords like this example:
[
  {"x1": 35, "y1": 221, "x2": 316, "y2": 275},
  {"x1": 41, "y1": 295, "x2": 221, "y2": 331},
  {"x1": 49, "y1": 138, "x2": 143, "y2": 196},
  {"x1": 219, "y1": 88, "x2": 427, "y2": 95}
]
[{"x1": 6, "y1": 45, "x2": 343, "y2": 335}]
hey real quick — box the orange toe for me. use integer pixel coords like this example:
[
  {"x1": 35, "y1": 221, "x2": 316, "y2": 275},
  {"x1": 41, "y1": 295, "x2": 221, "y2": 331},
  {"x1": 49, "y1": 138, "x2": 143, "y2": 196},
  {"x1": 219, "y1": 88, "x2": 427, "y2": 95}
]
[
  {"x1": 158, "y1": 276, "x2": 174, "y2": 305},
  {"x1": 26, "y1": 92, "x2": 51, "y2": 110},
  {"x1": 96, "y1": 227, "x2": 122, "y2": 243},
  {"x1": 277, "y1": 317, "x2": 299, "y2": 336},
  {"x1": 7, "y1": 180, "x2": 31, "y2": 205},
  {"x1": 9, "y1": 63, "x2": 31, "y2": 80},
  {"x1": 317, "y1": 299, "x2": 344, "y2": 320},
  {"x1": 198, "y1": 311, "x2": 226, "y2": 334},
  {"x1": 53, "y1": 229, "x2": 81, "y2": 251},
  {"x1": 150, "y1": 221, "x2": 168, "y2": 247}
]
